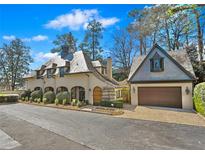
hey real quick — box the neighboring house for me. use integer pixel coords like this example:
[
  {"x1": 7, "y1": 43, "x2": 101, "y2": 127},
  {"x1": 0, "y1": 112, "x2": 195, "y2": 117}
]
[
  {"x1": 24, "y1": 51, "x2": 124, "y2": 105},
  {"x1": 128, "y1": 44, "x2": 196, "y2": 109}
]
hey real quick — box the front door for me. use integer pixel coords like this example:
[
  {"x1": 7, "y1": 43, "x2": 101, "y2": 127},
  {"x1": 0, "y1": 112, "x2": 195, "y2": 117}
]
[{"x1": 93, "y1": 87, "x2": 102, "y2": 105}]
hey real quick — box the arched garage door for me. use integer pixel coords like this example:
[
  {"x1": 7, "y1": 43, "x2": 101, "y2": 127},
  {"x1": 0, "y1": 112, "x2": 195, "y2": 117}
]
[{"x1": 138, "y1": 87, "x2": 182, "y2": 108}]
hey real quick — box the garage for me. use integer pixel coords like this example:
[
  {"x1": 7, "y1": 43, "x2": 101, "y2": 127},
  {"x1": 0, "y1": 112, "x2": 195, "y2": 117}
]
[{"x1": 138, "y1": 87, "x2": 182, "y2": 108}]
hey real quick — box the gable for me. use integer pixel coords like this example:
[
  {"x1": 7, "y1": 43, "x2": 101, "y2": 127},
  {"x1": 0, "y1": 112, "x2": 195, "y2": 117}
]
[{"x1": 130, "y1": 46, "x2": 194, "y2": 83}]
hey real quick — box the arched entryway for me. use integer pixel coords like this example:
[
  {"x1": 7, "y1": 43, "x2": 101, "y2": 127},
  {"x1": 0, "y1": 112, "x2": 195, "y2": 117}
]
[
  {"x1": 34, "y1": 87, "x2": 42, "y2": 91},
  {"x1": 71, "y1": 86, "x2": 85, "y2": 101},
  {"x1": 93, "y1": 86, "x2": 102, "y2": 105},
  {"x1": 44, "y1": 87, "x2": 54, "y2": 93},
  {"x1": 56, "y1": 87, "x2": 68, "y2": 94}
]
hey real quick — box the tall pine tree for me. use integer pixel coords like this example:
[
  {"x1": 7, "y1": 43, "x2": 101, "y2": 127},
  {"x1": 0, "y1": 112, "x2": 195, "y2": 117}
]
[
  {"x1": 51, "y1": 32, "x2": 77, "y2": 58},
  {"x1": 79, "y1": 19, "x2": 103, "y2": 61}
]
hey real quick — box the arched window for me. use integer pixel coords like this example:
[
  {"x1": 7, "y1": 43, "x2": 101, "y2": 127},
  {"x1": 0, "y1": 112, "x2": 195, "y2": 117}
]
[
  {"x1": 34, "y1": 87, "x2": 42, "y2": 91},
  {"x1": 56, "y1": 87, "x2": 68, "y2": 94},
  {"x1": 44, "y1": 87, "x2": 54, "y2": 93},
  {"x1": 71, "y1": 86, "x2": 85, "y2": 101}
]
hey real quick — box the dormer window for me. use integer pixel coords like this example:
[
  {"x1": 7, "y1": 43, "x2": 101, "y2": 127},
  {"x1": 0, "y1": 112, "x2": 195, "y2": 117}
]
[
  {"x1": 59, "y1": 67, "x2": 64, "y2": 77},
  {"x1": 47, "y1": 69, "x2": 53, "y2": 78},
  {"x1": 150, "y1": 52, "x2": 164, "y2": 72}
]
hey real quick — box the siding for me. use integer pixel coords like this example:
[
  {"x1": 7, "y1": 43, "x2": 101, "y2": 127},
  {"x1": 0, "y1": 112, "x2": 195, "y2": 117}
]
[{"x1": 130, "y1": 48, "x2": 192, "y2": 82}]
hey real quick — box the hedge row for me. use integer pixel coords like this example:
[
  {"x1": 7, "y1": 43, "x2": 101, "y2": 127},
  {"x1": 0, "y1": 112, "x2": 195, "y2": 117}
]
[
  {"x1": 100, "y1": 100, "x2": 123, "y2": 108},
  {"x1": 0, "y1": 95, "x2": 19, "y2": 103}
]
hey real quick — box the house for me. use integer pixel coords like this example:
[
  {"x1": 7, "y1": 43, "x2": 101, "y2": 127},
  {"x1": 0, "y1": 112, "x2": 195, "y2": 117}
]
[
  {"x1": 128, "y1": 44, "x2": 196, "y2": 109},
  {"x1": 24, "y1": 51, "x2": 124, "y2": 105}
]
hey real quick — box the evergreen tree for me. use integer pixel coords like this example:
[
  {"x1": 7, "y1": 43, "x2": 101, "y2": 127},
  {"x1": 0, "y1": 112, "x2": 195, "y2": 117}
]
[
  {"x1": 79, "y1": 19, "x2": 103, "y2": 60},
  {"x1": 0, "y1": 39, "x2": 33, "y2": 90},
  {"x1": 51, "y1": 32, "x2": 77, "y2": 58}
]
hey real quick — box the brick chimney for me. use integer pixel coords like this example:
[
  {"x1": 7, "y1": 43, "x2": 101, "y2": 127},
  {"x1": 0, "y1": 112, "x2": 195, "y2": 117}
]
[{"x1": 107, "y1": 57, "x2": 112, "y2": 79}]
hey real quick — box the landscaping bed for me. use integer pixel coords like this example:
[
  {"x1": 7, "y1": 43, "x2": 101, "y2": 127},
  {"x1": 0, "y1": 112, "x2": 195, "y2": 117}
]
[{"x1": 19, "y1": 101, "x2": 124, "y2": 116}]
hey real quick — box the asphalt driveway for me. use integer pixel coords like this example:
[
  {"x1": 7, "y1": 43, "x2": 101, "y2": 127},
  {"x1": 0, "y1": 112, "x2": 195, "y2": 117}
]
[{"x1": 0, "y1": 103, "x2": 205, "y2": 150}]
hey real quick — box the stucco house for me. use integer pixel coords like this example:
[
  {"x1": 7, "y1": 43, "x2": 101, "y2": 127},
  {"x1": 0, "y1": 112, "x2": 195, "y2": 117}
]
[
  {"x1": 128, "y1": 44, "x2": 196, "y2": 109},
  {"x1": 24, "y1": 51, "x2": 124, "y2": 105}
]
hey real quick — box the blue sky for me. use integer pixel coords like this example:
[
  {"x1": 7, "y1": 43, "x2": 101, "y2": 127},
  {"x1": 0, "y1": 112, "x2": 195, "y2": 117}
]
[{"x1": 0, "y1": 4, "x2": 147, "y2": 69}]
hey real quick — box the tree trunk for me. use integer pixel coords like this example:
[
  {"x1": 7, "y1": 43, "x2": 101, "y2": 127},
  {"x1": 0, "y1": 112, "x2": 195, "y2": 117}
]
[
  {"x1": 139, "y1": 37, "x2": 143, "y2": 55},
  {"x1": 194, "y1": 10, "x2": 204, "y2": 81},
  {"x1": 165, "y1": 21, "x2": 171, "y2": 51}
]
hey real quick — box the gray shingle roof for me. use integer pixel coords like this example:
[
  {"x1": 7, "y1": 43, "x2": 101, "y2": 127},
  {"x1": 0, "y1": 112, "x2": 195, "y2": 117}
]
[
  {"x1": 128, "y1": 48, "x2": 196, "y2": 80},
  {"x1": 24, "y1": 51, "x2": 119, "y2": 86}
]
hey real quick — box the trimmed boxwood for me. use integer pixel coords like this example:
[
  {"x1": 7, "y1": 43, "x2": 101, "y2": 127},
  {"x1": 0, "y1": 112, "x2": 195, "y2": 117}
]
[
  {"x1": 43, "y1": 91, "x2": 56, "y2": 104},
  {"x1": 193, "y1": 82, "x2": 205, "y2": 116},
  {"x1": 30, "y1": 90, "x2": 43, "y2": 102},
  {"x1": 100, "y1": 100, "x2": 123, "y2": 108},
  {"x1": 56, "y1": 91, "x2": 70, "y2": 104},
  {"x1": 20, "y1": 89, "x2": 31, "y2": 100}
]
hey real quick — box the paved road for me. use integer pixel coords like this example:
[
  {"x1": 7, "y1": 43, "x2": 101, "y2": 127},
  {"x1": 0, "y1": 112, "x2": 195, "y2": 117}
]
[{"x1": 0, "y1": 103, "x2": 205, "y2": 150}]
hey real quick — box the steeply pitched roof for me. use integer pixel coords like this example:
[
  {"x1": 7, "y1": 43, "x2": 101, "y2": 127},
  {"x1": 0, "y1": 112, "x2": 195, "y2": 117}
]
[
  {"x1": 128, "y1": 44, "x2": 196, "y2": 81},
  {"x1": 24, "y1": 51, "x2": 119, "y2": 86},
  {"x1": 92, "y1": 60, "x2": 103, "y2": 67}
]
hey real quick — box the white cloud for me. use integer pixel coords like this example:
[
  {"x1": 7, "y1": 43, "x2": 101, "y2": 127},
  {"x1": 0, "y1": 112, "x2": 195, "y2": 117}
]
[
  {"x1": 34, "y1": 52, "x2": 58, "y2": 62},
  {"x1": 22, "y1": 38, "x2": 31, "y2": 42},
  {"x1": 2, "y1": 35, "x2": 48, "y2": 42},
  {"x1": 45, "y1": 9, "x2": 119, "y2": 30},
  {"x1": 98, "y1": 17, "x2": 119, "y2": 27},
  {"x1": 2, "y1": 35, "x2": 16, "y2": 41},
  {"x1": 32, "y1": 35, "x2": 48, "y2": 41}
]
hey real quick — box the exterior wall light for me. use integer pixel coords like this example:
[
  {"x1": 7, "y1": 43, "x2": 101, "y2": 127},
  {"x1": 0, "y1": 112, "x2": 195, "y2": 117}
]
[{"x1": 185, "y1": 87, "x2": 190, "y2": 95}]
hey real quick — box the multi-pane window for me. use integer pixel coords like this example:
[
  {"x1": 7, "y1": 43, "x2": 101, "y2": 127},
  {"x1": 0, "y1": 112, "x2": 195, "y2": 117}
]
[
  {"x1": 47, "y1": 69, "x2": 53, "y2": 78},
  {"x1": 59, "y1": 67, "x2": 64, "y2": 77},
  {"x1": 150, "y1": 53, "x2": 164, "y2": 72}
]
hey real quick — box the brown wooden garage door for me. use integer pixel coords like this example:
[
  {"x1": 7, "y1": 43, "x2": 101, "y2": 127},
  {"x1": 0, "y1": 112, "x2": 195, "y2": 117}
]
[{"x1": 138, "y1": 87, "x2": 182, "y2": 108}]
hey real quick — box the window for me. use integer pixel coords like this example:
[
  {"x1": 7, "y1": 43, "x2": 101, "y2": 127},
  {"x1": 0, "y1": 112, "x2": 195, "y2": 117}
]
[
  {"x1": 150, "y1": 53, "x2": 164, "y2": 72},
  {"x1": 65, "y1": 66, "x2": 70, "y2": 73},
  {"x1": 47, "y1": 69, "x2": 53, "y2": 78},
  {"x1": 36, "y1": 71, "x2": 41, "y2": 79},
  {"x1": 59, "y1": 67, "x2": 64, "y2": 77}
]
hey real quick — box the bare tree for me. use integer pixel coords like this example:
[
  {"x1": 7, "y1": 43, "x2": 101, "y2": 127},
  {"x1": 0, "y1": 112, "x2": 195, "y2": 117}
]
[{"x1": 111, "y1": 29, "x2": 137, "y2": 80}]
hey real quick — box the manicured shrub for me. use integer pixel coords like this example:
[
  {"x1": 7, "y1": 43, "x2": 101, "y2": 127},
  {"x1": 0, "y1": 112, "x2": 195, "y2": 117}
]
[
  {"x1": 100, "y1": 100, "x2": 123, "y2": 108},
  {"x1": 20, "y1": 89, "x2": 31, "y2": 100},
  {"x1": 37, "y1": 98, "x2": 41, "y2": 104},
  {"x1": 56, "y1": 91, "x2": 70, "y2": 104},
  {"x1": 43, "y1": 91, "x2": 55, "y2": 104},
  {"x1": 62, "y1": 99, "x2": 67, "y2": 105},
  {"x1": 194, "y1": 82, "x2": 205, "y2": 116},
  {"x1": 30, "y1": 90, "x2": 43, "y2": 102},
  {"x1": 71, "y1": 99, "x2": 77, "y2": 106},
  {"x1": 21, "y1": 97, "x2": 25, "y2": 101},
  {"x1": 55, "y1": 98, "x2": 59, "y2": 105},
  {"x1": 25, "y1": 97, "x2": 29, "y2": 102},
  {"x1": 77, "y1": 101, "x2": 87, "y2": 107},
  {"x1": 43, "y1": 98, "x2": 47, "y2": 104}
]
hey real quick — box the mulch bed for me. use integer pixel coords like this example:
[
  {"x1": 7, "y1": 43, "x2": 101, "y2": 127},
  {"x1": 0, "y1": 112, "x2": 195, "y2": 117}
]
[{"x1": 19, "y1": 101, "x2": 124, "y2": 116}]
